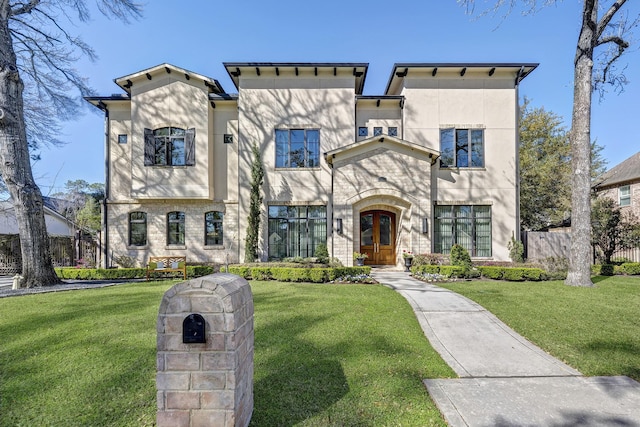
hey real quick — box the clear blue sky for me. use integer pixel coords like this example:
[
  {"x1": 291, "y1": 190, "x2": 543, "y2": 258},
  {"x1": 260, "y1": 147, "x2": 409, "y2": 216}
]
[{"x1": 31, "y1": 0, "x2": 640, "y2": 194}]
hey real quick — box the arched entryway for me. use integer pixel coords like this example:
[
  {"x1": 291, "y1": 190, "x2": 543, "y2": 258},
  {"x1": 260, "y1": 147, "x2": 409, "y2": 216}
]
[{"x1": 360, "y1": 210, "x2": 396, "y2": 265}]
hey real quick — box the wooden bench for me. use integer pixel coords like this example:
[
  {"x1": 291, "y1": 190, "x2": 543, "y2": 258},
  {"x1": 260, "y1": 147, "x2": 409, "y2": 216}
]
[{"x1": 146, "y1": 256, "x2": 187, "y2": 281}]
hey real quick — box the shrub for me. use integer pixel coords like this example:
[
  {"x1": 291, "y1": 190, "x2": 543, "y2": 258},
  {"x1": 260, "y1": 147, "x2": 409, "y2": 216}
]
[
  {"x1": 412, "y1": 253, "x2": 444, "y2": 267},
  {"x1": 620, "y1": 262, "x2": 640, "y2": 275},
  {"x1": 479, "y1": 266, "x2": 504, "y2": 280},
  {"x1": 507, "y1": 235, "x2": 525, "y2": 263},
  {"x1": 314, "y1": 244, "x2": 329, "y2": 264},
  {"x1": 250, "y1": 267, "x2": 272, "y2": 281},
  {"x1": 113, "y1": 254, "x2": 138, "y2": 268},
  {"x1": 411, "y1": 265, "x2": 440, "y2": 275},
  {"x1": 224, "y1": 265, "x2": 370, "y2": 283},
  {"x1": 592, "y1": 264, "x2": 615, "y2": 276},
  {"x1": 450, "y1": 244, "x2": 472, "y2": 269},
  {"x1": 439, "y1": 265, "x2": 467, "y2": 278}
]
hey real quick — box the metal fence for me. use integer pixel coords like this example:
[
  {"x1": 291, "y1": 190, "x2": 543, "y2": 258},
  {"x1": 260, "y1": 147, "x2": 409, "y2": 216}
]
[{"x1": 0, "y1": 234, "x2": 97, "y2": 275}]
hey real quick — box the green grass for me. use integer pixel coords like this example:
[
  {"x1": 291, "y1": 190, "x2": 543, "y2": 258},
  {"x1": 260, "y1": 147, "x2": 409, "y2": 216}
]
[
  {"x1": 0, "y1": 281, "x2": 453, "y2": 426},
  {"x1": 438, "y1": 276, "x2": 640, "y2": 381}
]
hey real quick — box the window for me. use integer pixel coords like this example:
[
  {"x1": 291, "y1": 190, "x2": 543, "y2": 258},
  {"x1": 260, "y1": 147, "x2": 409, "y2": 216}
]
[
  {"x1": 440, "y1": 128, "x2": 484, "y2": 168},
  {"x1": 358, "y1": 127, "x2": 368, "y2": 137},
  {"x1": 223, "y1": 134, "x2": 233, "y2": 144},
  {"x1": 268, "y1": 205, "x2": 326, "y2": 259},
  {"x1": 373, "y1": 126, "x2": 383, "y2": 136},
  {"x1": 129, "y1": 212, "x2": 147, "y2": 246},
  {"x1": 205, "y1": 211, "x2": 224, "y2": 245},
  {"x1": 144, "y1": 127, "x2": 195, "y2": 166},
  {"x1": 434, "y1": 205, "x2": 491, "y2": 257},
  {"x1": 167, "y1": 211, "x2": 185, "y2": 245},
  {"x1": 275, "y1": 129, "x2": 320, "y2": 168},
  {"x1": 118, "y1": 134, "x2": 128, "y2": 144},
  {"x1": 388, "y1": 127, "x2": 398, "y2": 137},
  {"x1": 620, "y1": 185, "x2": 631, "y2": 207}
]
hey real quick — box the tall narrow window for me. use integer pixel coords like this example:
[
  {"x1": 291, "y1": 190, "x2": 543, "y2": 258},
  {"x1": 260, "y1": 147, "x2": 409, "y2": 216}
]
[
  {"x1": 129, "y1": 212, "x2": 147, "y2": 246},
  {"x1": 440, "y1": 128, "x2": 484, "y2": 168},
  {"x1": 434, "y1": 205, "x2": 491, "y2": 257},
  {"x1": 167, "y1": 211, "x2": 185, "y2": 245},
  {"x1": 205, "y1": 211, "x2": 224, "y2": 245},
  {"x1": 144, "y1": 127, "x2": 195, "y2": 166},
  {"x1": 620, "y1": 185, "x2": 631, "y2": 207},
  {"x1": 275, "y1": 129, "x2": 320, "y2": 168},
  {"x1": 267, "y1": 205, "x2": 327, "y2": 259}
]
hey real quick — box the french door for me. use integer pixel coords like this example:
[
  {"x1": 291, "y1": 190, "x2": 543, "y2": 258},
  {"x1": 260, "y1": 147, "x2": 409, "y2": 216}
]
[{"x1": 360, "y1": 210, "x2": 396, "y2": 265}]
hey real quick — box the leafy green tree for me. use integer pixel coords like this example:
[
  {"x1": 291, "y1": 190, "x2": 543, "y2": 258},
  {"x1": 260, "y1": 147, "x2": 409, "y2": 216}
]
[
  {"x1": 52, "y1": 180, "x2": 104, "y2": 235},
  {"x1": 519, "y1": 99, "x2": 606, "y2": 231},
  {"x1": 459, "y1": 1, "x2": 635, "y2": 286},
  {"x1": 592, "y1": 197, "x2": 640, "y2": 264},
  {"x1": 244, "y1": 144, "x2": 264, "y2": 262},
  {"x1": 0, "y1": 0, "x2": 141, "y2": 286}
]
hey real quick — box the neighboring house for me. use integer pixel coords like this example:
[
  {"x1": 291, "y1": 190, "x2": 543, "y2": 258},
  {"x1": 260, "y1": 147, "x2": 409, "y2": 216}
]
[
  {"x1": 0, "y1": 199, "x2": 76, "y2": 237},
  {"x1": 86, "y1": 61, "x2": 537, "y2": 268},
  {"x1": 593, "y1": 151, "x2": 640, "y2": 215}
]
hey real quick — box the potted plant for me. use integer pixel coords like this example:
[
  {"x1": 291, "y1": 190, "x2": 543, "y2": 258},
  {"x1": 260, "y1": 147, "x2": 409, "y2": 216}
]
[
  {"x1": 402, "y1": 250, "x2": 414, "y2": 272},
  {"x1": 353, "y1": 252, "x2": 369, "y2": 266}
]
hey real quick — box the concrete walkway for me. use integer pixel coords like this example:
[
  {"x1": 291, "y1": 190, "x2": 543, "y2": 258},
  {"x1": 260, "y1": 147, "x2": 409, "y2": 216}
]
[{"x1": 372, "y1": 270, "x2": 640, "y2": 427}]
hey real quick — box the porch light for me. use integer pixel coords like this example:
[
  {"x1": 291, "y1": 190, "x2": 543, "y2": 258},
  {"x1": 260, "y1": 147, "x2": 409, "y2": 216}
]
[
  {"x1": 422, "y1": 217, "x2": 428, "y2": 234},
  {"x1": 336, "y1": 218, "x2": 343, "y2": 235}
]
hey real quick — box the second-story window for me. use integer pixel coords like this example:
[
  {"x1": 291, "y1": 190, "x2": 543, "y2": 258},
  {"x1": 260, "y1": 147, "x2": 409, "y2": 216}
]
[
  {"x1": 440, "y1": 128, "x2": 484, "y2": 168},
  {"x1": 275, "y1": 129, "x2": 320, "y2": 168},
  {"x1": 144, "y1": 127, "x2": 195, "y2": 166}
]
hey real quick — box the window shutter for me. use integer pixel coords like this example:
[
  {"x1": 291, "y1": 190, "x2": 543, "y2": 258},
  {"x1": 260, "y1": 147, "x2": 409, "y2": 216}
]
[
  {"x1": 144, "y1": 128, "x2": 154, "y2": 166},
  {"x1": 185, "y1": 128, "x2": 196, "y2": 166}
]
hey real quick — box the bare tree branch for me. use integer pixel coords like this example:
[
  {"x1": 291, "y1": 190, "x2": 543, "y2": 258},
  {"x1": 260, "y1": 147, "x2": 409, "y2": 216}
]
[{"x1": 9, "y1": 0, "x2": 40, "y2": 16}]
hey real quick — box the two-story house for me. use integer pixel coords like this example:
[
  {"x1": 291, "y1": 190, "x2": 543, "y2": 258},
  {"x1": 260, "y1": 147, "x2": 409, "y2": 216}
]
[{"x1": 86, "y1": 61, "x2": 537, "y2": 268}]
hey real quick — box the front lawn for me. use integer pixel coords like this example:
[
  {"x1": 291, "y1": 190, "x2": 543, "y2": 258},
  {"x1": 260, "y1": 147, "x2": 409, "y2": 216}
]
[
  {"x1": 0, "y1": 280, "x2": 454, "y2": 426},
  {"x1": 438, "y1": 276, "x2": 640, "y2": 381}
]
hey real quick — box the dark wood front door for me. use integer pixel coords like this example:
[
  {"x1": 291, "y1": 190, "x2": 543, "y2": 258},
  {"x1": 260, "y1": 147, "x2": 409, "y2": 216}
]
[{"x1": 360, "y1": 210, "x2": 396, "y2": 265}]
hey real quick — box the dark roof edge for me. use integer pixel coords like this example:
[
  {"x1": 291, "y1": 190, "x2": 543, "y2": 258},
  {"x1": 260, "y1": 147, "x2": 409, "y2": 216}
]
[{"x1": 384, "y1": 62, "x2": 539, "y2": 94}]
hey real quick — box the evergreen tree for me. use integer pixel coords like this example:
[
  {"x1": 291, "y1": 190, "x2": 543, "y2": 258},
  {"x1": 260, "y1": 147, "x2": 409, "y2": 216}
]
[{"x1": 244, "y1": 144, "x2": 264, "y2": 262}]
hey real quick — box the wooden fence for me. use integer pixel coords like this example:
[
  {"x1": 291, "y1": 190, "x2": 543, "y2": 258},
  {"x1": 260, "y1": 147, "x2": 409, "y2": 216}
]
[
  {"x1": 523, "y1": 231, "x2": 640, "y2": 263},
  {"x1": 0, "y1": 234, "x2": 97, "y2": 275}
]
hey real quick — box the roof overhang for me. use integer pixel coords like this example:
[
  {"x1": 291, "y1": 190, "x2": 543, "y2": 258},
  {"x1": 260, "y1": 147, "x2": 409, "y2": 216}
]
[
  {"x1": 84, "y1": 94, "x2": 130, "y2": 111},
  {"x1": 223, "y1": 62, "x2": 369, "y2": 94},
  {"x1": 325, "y1": 135, "x2": 440, "y2": 166},
  {"x1": 385, "y1": 63, "x2": 539, "y2": 95},
  {"x1": 113, "y1": 63, "x2": 225, "y2": 95}
]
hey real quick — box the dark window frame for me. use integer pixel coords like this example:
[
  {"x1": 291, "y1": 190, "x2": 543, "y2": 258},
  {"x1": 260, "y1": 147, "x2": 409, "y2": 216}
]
[
  {"x1": 128, "y1": 211, "x2": 147, "y2": 246},
  {"x1": 144, "y1": 127, "x2": 195, "y2": 166},
  {"x1": 275, "y1": 128, "x2": 320, "y2": 168},
  {"x1": 205, "y1": 211, "x2": 224, "y2": 246},
  {"x1": 167, "y1": 211, "x2": 185, "y2": 245},
  {"x1": 439, "y1": 128, "x2": 485, "y2": 168},
  {"x1": 267, "y1": 205, "x2": 327, "y2": 260},
  {"x1": 434, "y1": 205, "x2": 492, "y2": 257}
]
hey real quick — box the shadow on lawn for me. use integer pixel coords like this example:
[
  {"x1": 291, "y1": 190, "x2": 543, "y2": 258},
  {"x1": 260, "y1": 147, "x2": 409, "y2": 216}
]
[{"x1": 249, "y1": 291, "x2": 349, "y2": 426}]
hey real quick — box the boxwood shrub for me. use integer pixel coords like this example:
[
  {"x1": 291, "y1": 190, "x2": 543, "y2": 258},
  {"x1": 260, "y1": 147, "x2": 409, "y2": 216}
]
[
  {"x1": 477, "y1": 266, "x2": 503, "y2": 280},
  {"x1": 620, "y1": 262, "x2": 640, "y2": 275},
  {"x1": 224, "y1": 265, "x2": 370, "y2": 283},
  {"x1": 55, "y1": 265, "x2": 215, "y2": 280}
]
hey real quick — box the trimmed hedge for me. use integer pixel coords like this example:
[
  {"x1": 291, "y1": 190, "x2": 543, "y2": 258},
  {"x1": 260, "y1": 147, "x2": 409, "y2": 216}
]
[
  {"x1": 55, "y1": 265, "x2": 215, "y2": 280},
  {"x1": 223, "y1": 265, "x2": 371, "y2": 283},
  {"x1": 477, "y1": 266, "x2": 546, "y2": 281},
  {"x1": 620, "y1": 262, "x2": 640, "y2": 275}
]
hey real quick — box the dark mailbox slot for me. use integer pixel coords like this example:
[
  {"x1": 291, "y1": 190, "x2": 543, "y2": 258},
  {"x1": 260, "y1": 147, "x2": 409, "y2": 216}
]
[{"x1": 183, "y1": 313, "x2": 206, "y2": 343}]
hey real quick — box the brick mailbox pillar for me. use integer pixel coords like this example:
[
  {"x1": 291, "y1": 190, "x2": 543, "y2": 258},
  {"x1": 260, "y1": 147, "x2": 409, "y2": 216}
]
[{"x1": 156, "y1": 273, "x2": 254, "y2": 427}]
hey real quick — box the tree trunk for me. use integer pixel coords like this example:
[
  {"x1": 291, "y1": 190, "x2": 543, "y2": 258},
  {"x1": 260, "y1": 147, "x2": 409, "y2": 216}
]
[
  {"x1": 566, "y1": 0, "x2": 597, "y2": 287},
  {"x1": 0, "y1": 2, "x2": 60, "y2": 287}
]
